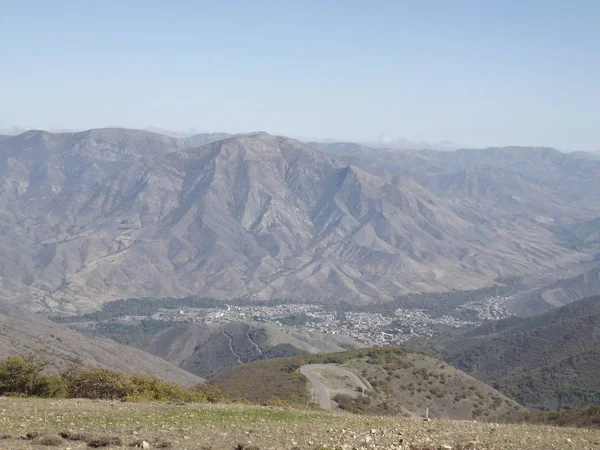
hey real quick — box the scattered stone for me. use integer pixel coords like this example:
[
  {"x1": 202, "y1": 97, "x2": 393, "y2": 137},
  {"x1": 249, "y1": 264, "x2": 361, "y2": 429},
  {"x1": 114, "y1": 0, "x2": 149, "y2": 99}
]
[
  {"x1": 37, "y1": 434, "x2": 63, "y2": 446},
  {"x1": 23, "y1": 431, "x2": 43, "y2": 440},
  {"x1": 86, "y1": 435, "x2": 122, "y2": 448}
]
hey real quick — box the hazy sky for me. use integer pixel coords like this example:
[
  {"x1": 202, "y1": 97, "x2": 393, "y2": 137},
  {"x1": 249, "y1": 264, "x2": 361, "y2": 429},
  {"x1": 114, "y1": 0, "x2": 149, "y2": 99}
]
[{"x1": 1, "y1": 0, "x2": 598, "y2": 150}]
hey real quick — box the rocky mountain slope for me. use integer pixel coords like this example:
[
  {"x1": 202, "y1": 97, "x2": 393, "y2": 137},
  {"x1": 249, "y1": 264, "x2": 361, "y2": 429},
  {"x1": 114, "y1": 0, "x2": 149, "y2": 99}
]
[
  {"x1": 0, "y1": 304, "x2": 202, "y2": 386},
  {"x1": 416, "y1": 296, "x2": 600, "y2": 410},
  {"x1": 504, "y1": 264, "x2": 600, "y2": 316},
  {"x1": 0, "y1": 128, "x2": 597, "y2": 312}
]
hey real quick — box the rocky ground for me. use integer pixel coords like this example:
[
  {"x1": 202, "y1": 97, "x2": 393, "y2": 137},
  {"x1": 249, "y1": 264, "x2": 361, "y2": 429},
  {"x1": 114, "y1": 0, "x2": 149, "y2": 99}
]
[{"x1": 0, "y1": 398, "x2": 599, "y2": 449}]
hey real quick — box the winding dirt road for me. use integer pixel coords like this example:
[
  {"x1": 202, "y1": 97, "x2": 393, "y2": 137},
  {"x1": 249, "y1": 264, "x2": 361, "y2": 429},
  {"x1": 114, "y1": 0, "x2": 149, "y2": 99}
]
[{"x1": 299, "y1": 364, "x2": 369, "y2": 410}]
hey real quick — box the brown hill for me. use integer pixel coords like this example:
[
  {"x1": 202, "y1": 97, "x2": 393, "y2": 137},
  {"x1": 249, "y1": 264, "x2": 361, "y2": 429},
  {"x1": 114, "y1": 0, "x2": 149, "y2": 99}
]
[
  {"x1": 417, "y1": 296, "x2": 600, "y2": 410},
  {"x1": 139, "y1": 321, "x2": 364, "y2": 378},
  {"x1": 0, "y1": 305, "x2": 202, "y2": 386},
  {"x1": 211, "y1": 347, "x2": 525, "y2": 421}
]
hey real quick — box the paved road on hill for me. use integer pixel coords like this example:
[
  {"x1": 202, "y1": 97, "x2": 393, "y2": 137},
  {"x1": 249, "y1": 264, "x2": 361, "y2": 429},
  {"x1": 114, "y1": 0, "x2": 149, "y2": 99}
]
[{"x1": 299, "y1": 364, "x2": 369, "y2": 410}]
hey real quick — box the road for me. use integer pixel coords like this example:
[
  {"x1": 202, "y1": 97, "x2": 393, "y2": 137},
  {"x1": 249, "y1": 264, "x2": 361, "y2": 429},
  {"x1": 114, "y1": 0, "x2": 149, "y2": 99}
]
[{"x1": 299, "y1": 364, "x2": 369, "y2": 410}]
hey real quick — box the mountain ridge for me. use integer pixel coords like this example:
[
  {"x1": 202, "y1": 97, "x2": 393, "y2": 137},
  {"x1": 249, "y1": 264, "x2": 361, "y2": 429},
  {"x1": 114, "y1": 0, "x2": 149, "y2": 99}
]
[
  {"x1": 0, "y1": 127, "x2": 596, "y2": 312},
  {"x1": 415, "y1": 295, "x2": 600, "y2": 409},
  {"x1": 211, "y1": 346, "x2": 526, "y2": 420}
]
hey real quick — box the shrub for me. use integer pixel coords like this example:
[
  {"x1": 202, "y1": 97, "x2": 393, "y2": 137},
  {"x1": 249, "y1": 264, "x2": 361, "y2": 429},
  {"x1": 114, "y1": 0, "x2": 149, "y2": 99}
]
[
  {"x1": 24, "y1": 431, "x2": 43, "y2": 440},
  {"x1": 0, "y1": 355, "x2": 67, "y2": 398},
  {"x1": 333, "y1": 393, "x2": 371, "y2": 413},
  {"x1": 517, "y1": 405, "x2": 600, "y2": 429},
  {"x1": 59, "y1": 431, "x2": 90, "y2": 441},
  {"x1": 491, "y1": 396, "x2": 503, "y2": 409},
  {"x1": 193, "y1": 383, "x2": 227, "y2": 403},
  {"x1": 127, "y1": 376, "x2": 199, "y2": 402},
  {"x1": 63, "y1": 366, "x2": 137, "y2": 400},
  {"x1": 0, "y1": 354, "x2": 227, "y2": 404},
  {"x1": 282, "y1": 361, "x2": 300, "y2": 373},
  {"x1": 86, "y1": 435, "x2": 122, "y2": 447}
]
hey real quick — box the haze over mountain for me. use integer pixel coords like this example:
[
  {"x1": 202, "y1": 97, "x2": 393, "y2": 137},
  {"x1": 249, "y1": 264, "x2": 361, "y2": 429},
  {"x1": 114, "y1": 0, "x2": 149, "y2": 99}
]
[
  {"x1": 504, "y1": 265, "x2": 600, "y2": 316},
  {"x1": 364, "y1": 135, "x2": 460, "y2": 151},
  {"x1": 0, "y1": 126, "x2": 26, "y2": 136},
  {"x1": 0, "y1": 128, "x2": 599, "y2": 314}
]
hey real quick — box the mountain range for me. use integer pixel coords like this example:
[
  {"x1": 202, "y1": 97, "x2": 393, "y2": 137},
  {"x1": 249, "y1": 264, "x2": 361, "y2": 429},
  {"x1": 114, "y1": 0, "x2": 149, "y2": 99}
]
[{"x1": 1, "y1": 128, "x2": 599, "y2": 313}]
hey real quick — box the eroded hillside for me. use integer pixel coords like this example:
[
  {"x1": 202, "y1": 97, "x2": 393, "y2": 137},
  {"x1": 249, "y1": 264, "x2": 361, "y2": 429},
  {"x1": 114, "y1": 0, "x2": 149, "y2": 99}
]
[{"x1": 0, "y1": 129, "x2": 596, "y2": 312}]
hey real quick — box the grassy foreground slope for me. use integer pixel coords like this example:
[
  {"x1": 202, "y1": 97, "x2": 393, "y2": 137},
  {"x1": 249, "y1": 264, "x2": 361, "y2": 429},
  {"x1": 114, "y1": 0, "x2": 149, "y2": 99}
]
[
  {"x1": 0, "y1": 398, "x2": 598, "y2": 450},
  {"x1": 211, "y1": 347, "x2": 526, "y2": 421}
]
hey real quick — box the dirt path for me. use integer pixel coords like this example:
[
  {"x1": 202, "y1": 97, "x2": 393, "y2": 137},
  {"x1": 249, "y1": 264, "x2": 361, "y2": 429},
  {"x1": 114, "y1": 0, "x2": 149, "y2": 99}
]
[
  {"x1": 221, "y1": 328, "x2": 243, "y2": 364},
  {"x1": 246, "y1": 326, "x2": 263, "y2": 355},
  {"x1": 299, "y1": 363, "x2": 369, "y2": 410}
]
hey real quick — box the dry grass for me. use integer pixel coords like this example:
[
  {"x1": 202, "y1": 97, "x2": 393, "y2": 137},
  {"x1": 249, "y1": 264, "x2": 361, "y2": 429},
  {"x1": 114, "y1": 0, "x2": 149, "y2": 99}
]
[
  {"x1": 0, "y1": 398, "x2": 598, "y2": 449},
  {"x1": 213, "y1": 347, "x2": 525, "y2": 421}
]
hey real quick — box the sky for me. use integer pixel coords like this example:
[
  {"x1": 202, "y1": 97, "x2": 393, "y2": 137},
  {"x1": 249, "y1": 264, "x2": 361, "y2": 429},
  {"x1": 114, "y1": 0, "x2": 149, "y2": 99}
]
[{"x1": 1, "y1": 0, "x2": 599, "y2": 150}]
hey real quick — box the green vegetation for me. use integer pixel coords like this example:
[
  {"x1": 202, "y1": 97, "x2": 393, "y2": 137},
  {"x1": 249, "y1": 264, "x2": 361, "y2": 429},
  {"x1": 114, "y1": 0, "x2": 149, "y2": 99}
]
[
  {"x1": 76, "y1": 319, "x2": 172, "y2": 346},
  {"x1": 50, "y1": 286, "x2": 513, "y2": 326},
  {"x1": 520, "y1": 405, "x2": 600, "y2": 429},
  {"x1": 50, "y1": 296, "x2": 229, "y2": 323},
  {"x1": 418, "y1": 295, "x2": 600, "y2": 410},
  {"x1": 276, "y1": 313, "x2": 321, "y2": 326},
  {"x1": 212, "y1": 346, "x2": 523, "y2": 421},
  {"x1": 0, "y1": 354, "x2": 225, "y2": 403},
  {"x1": 353, "y1": 285, "x2": 514, "y2": 319},
  {"x1": 493, "y1": 371, "x2": 600, "y2": 411},
  {"x1": 211, "y1": 357, "x2": 309, "y2": 405},
  {"x1": 0, "y1": 355, "x2": 66, "y2": 398},
  {"x1": 333, "y1": 393, "x2": 372, "y2": 413},
  {"x1": 212, "y1": 347, "x2": 420, "y2": 405},
  {"x1": 50, "y1": 296, "x2": 315, "y2": 324}
]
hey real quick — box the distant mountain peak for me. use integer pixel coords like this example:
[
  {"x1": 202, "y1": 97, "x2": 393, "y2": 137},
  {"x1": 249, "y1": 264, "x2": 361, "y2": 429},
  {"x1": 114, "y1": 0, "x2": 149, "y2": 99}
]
[{"x1": 245, "y1": 131, "x2": 270, "y2": 137}]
